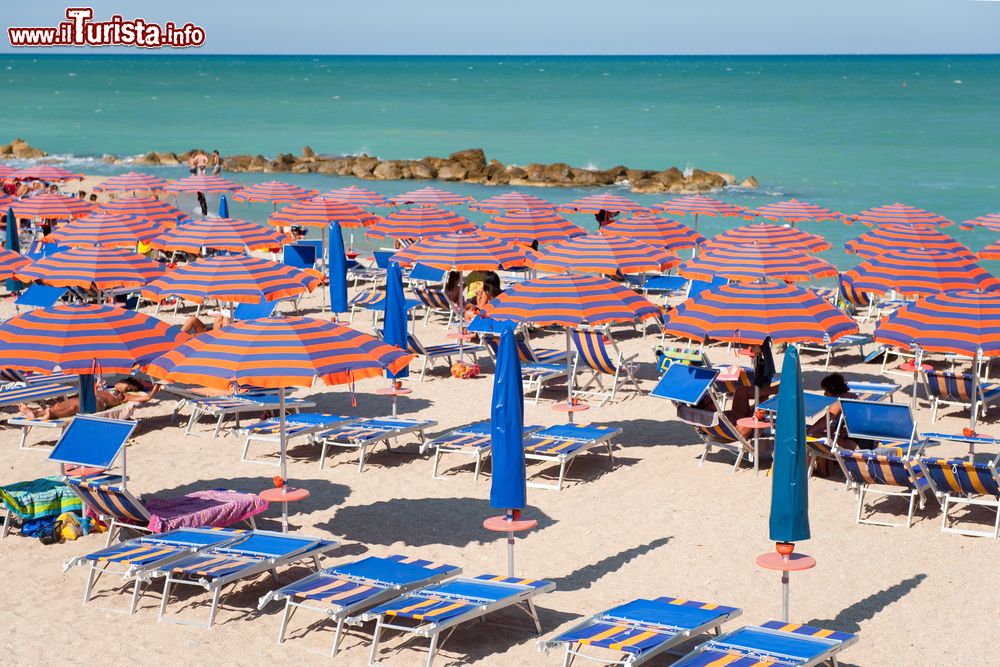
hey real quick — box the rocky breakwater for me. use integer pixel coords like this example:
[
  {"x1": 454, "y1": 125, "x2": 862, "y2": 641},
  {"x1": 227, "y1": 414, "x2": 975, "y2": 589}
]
[{"x1": 135, "y1": 147, "x2": 758, "y2": 194}]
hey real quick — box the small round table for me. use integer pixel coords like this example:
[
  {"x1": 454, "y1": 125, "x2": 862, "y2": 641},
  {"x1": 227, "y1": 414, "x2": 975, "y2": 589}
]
[
  {"x1": 756, "y1": 551, "x2": 816, "y2": 623},
  {"x1": 376, "y1": 386, "x2": 412, "y2": 418},
  {"x1": 553, "y1": 400, "x2": 589, "y2": 423},
  {"x1": 483, "y1": 515, "x2": 538, "y2": 577},
  {"x1": 64, "y1": 465, "x2": 106, "y2": 478},
  {"x1": 737, "y1": 417, "x2": 771, "y2": 474},
  {"x1": 260, "y1": 486, "x2": 310, "y2": 533}
]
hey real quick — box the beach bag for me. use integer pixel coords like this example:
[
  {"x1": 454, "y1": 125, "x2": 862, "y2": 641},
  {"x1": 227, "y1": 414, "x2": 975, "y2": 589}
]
[{"x1": 451, "y1": 361, "x2": 480, "y2": 379}]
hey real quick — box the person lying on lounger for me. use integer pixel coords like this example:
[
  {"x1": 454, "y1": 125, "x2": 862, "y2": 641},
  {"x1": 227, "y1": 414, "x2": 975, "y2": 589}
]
[
  {"x1": 17, "y1": 377, "x2": 159, "y2": 421},
  {"x1": 181, "y1": 314, "x2": 230, "y2": 336}
]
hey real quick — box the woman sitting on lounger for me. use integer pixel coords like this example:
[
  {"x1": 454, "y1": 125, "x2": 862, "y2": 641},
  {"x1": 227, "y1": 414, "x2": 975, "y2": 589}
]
[
  {"x1": 18, "y1": 377, "x2": 159, "y2": 421},
  {"x1": 809, "y1": 373, "x2": 860, "y2": 476}
]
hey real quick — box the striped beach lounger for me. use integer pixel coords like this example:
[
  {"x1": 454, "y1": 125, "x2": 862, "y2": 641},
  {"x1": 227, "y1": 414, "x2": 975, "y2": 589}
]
[
  {"x1": 311, "y1": 417, "x2": 437, "y2": 471},
  {"x1": 0, "y1": 475, "x2": 83, "y2": 539},
  {"x1": 412, "y1": 286, "x2": 456, "y2": 326},
  {"x1": 484, "y1": 337, "x2": 567, "y2": 403},
  {"x1": 671, "y1": 621, "x2": 859, "y2": 667},
  {"x1": 846, "y1": 381, "x2": 899, "y2": 403},
  {"x1": 63, "y1": 527, "x2": 249, "y2": 614},
  {"x1": 364, "y1": 574, "x2": 555, "y2": 667},
  {"x1": 834, "y1": 449, "x2": 931, "y2": 528},
  {"x1": 918, "y1": 455, "x2": 1000, "y2": 538},
  {"x1": 258, "y1": 554, "x2": 461, "y2": 657},
  {"x1": 654, "y1": 346, "x2": 711, "y2": 376},
  {"x1": 408, "y1": 333, "x2": 484, "y2": 382},
  {"x1": 155, "y1": 530, "x2": 338, "y2": 628},
  {"x1": 0, "y1": 381, "x2": 76, "y2": 409},
  {"x1": 423, "y1": 421, "x2": 542, "y2": 481},
  {"x1": 571, "y1": 330, "x2": 642, "y2": 405},
  {"x1": 523, "y1": 423, "x2": 622, "y2": 490},
  {"x1": 923, "y1": 370, "x2": 1000, "y2": 422},
  {"x1": 183, "y1": 394, "x2": 316, "y2": 438},
  {"x1": 540, "y1": 597, "x2": 742, "y2": 666},
  {"x1": 799, "y1": 332, "x2": 874, "y2": 370},
  {"x1": 237, "y1": 413, "x2": 354, "y2": 465}
]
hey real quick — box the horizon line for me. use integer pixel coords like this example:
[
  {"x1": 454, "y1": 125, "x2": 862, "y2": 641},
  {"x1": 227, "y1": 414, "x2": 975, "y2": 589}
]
[{"x1": 1, "y1": 51, "x2": 999, "y2": 57}]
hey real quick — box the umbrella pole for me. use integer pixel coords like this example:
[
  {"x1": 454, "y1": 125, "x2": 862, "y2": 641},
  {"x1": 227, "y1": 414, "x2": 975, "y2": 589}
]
[
  {"x1": 278, "y1": 387, "x2": 289, "y2": 532},
  {"x1": 971, "y1": 348, "x2": 983, "y2": 433},
  {"x1": 910, "y1": 346, "x2": 922, "y2": 410},
  {"x1": 692, "y1": 214, "x2": 700, "y2": 258},
  {"x1": 321, "y1": 226, "x2": 328, "y2": 313},
  {"x1": 753, "y1": 385, "x2": 760, "y2": 474}
]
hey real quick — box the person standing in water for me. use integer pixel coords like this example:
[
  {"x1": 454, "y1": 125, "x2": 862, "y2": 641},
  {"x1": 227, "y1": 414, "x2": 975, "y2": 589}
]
[{"x1": 211, "y1": 150, "x2": 222, "y2": 175}]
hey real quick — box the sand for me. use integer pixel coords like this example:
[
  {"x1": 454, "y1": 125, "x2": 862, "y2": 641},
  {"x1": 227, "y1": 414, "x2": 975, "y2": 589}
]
[{"x1": 1, "y1": 272, "x2": 998, "y2": 667}]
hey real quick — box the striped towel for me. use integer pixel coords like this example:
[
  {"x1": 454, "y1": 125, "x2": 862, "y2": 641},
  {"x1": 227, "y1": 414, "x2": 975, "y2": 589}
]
[{"x1": 0, "y1": 476, "x2": 83, "y2": 520}]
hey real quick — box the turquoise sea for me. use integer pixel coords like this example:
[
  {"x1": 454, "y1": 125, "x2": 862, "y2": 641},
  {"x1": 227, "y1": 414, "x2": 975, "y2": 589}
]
[{"x1": 1, "y1": 54, "x2": 998, "y2": 267}]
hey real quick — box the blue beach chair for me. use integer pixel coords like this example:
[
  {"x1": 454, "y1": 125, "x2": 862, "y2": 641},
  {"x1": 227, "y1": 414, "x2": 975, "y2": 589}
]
[
  {"x1": 155, "y1": 531, "x2": 338, "y2": 628},
  {"x1": 364, "y1": 574, "x2": 555, "y2": 667},
  {"x1": 483, "y1": 336, "x2": 568, "y2": 404},
  {"x1": 237, "y1": 413, "x2": 354, "y2": 465},
  {"x1": 282, "y1": 243, "x2": 318, "y2": 271},
  {"x1": 423, "y1": 421, "x2": 542, "y2": 481},
  {"x1": 799, "y1": 333, "x2": 874, "y2": 370},
  {"x1": 834, "y1": 449, "x2": 930, "y2": 528},
  {"x1": 0, "y1": 381, "x2": 76, "y2": 412},
  {"x1": 923, "y1": 370, "x2": 1000, "y2": 423},
  {"x1": 846, "y1": 381, "x2": 899, "y2": 403},
  {"x1": 311, "y1": 417, "x2": 437, "y2": 471},
  {"x1": 408, "y1": 332, "x2": 484, "y2": 382},
  {"x1": 183, "y1": 393, "x2": 317, "y2": 438},
  {"x1": 258, "y1": 554, "x2": 462, "y2": 657},
  {"x1": 570, "y1": 329, "x2": 642, "y2": 405},
  {"x1": 412, "y1": 285, "x2": 457, "y2": 326},
  {"x1": 63, "y1": 527, "x2": 249, "y2": 614},
  {"x1": 918, "y1": 453, "x2": 1000, "y2": 538},
  {"x1": 671, "y1": 620, "x2": 859, "y2": 667},
  {"x1": 540, "y1": 596, "x2": 742, "y2": 667},
  {"x1": 523, "y1": 423, "x2": 622, "y2": 490},
  {"x1": 654, "y1": 345, "x2": 711, "y2": 376},
  {"x1": 13, "y1": 284, "x2": 67, "y2": 313}
]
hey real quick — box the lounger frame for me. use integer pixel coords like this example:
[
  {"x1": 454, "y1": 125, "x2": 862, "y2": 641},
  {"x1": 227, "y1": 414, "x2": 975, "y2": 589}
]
[
  {"x1": 523, "y1": 425, "x2": 622, "y2": 491},
  {"x1": 311, "y1": 418, "x2": 436, "y2": 471}
]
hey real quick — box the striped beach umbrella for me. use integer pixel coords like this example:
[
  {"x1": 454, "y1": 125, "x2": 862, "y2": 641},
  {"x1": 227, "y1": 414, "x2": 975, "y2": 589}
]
[
  {"x1": 678, "y1": 243, "x2": 837, "y2": 283},
  {"x1": 875, "y1": 291, "x2": 1000, "y2": 358},
  {"x1": 744, "y1": 199, "x2": 844, "y2": 225},
  {"x1": 390, "y1": 186, "x2": 471, "y2": 207},
  {"x1": 980, "y1": 240, "x2": 1000, "y2": 261},
  {"x1": 703, "y1": 223, "x2": 830, "y2": 254},
  {"x1": 17, "y1": 247, "x2": 164, "y2": 290},
  {"x1": 556, "y1": 193, "x2": 649, "y2": 215},
  {"x1": 527, "y1": 234, "x2": 678, "y2": 275},
  {"x1": 269, "y1": 197, "x2": 377, "y2": 228},
  {"x1": 43, "y1": 212, "x2": 168, "y2": 248},
  {"x1": 655, "y1": 195, "x2": 745, "y2": 219},
  {"x1": 600, "y1": 214, "x2": 705, "y2": 252},
  {"x1": 844, "y1": 223, "x2": 974, "y2": 260},
  {"x1": 0, "y1": 247, "x2": 30, "y2": 276},
  {"x1": 13, "y1": 165, "x2": 82, "y2": 181},
  {"x1": 391, "y1": 232, "x2": 530, "y2": 271},
  {"x1": 321, "y1": 186, "x2": 389, "y2": 208},
  {"x1": 367, "y1": 206, "x2": 475, "y2": 240},
  {"x1": 98, "y1": 196, "x2": 190, "y2": 227},
  {"x1": 664, "y1": 282, "x2": 858, "y2": 345},
  {"x1": 93, "y1": 171, "x2": 169, "y2": 192},
  {"x1": 0, "y1": 165, "x2": 18, "y2": 178},
  {"x1": 165, "y1": 174, "x2": 242, "y2": 193},
  {"x1": 232, "y1": 181, "x2": 317, "y2": 204},
  {"x1": 961, "y1": 213, "x2": 1000, "y2": 233},
  {"x1": 0, "y1": 304, "x2": 184, "y2": 375},
  {"x1": 482, "y1": 209, "x2": 585, "y2": 245},
  {"x1": 850, "y1": 203, "x2": 954, "y2": 228},
  {"x1": 10, "y1": 193, "x2": 95, "y2": 220},
  {"x1": 843, "y1": 248, "x2": 999, "y2": 297},
  {"x1": 469, "y1": 191, "x2": 555, "y2": 213},
  {"x1": 148, "y1": 217, "x2": 287, "y2": 254},
  {"x1": 142, "y1": 255, "x2": 321, "y2": 305}
]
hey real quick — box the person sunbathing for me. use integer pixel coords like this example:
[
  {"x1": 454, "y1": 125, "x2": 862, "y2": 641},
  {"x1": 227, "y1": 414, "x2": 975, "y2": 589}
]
[
  {"x1": 17, "y1": 377, "x2": 159, "y2": 421},
  {"x1": 181, "y1": 314, "x2": 230, "y2": 335}
]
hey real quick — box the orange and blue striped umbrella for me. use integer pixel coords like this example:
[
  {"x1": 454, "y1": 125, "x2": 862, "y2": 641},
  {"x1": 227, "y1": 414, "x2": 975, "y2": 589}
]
[
  {"x1": 875, "y1": 290, "x2": 1000, "y2": 357},
  {"x1": 0, "y1": 248, "x2": 30, "y2": 275},
  {"x1": 93, "y1": 171, "x2": 169, "y2": 192},
  {"x1": 482, "y1": 209, "x2": 585, "y2": 245},
  {"x1": 98, "y1": 196, "x2": 190, "y2": 227},
  {"x1": 556, "y1": 193, "x2": 649, "y2": 215},
  {"x1": 390, "y1": 186, "x2": 471, "y2": 206},
  {"x1": 0, "y1": 165, "x2": 18, "y2": 178},
  {"x1": 980, "y1": 240, "x2": 1000, "y2": 261},
  {"x1": 268, "y1": 196, "x2": 377, "y2": 228},
  {"x1": 527, "y1": 234, "x2": 678, "y2": 275},
  {"x1": 367, "y1": 206, "x2": 474, "y2": 240},
  {"x1": 703, "y1": 223, "x2": 830, "y2": 254},
  {"x1": 843, "y1": 248, "x2": 999, "y2": 297},
  {"x1": 678, "y1": 242, "x2": 837, "y2": 283},
  {"x1": 744, "y1": 199, "x2": 844, "y2": 224},
  {"x1": 0, "y1": 304, "x2": 185, "y2": 375},
  {"x1": 482, "y1": 273, "x2": 660, "y2": 327},
  {"x1": 390, "y1": 232, "x2": 530, "y2": 271},
  {"x1": 165, "y1": 174, "x2": 242, "y2": 193},
  {"x1": 665, "y1": 281, "x2": 858, "y2": 345},
  {"x1": 147, "y1": 316, "x2": 413, "y2": 391},
  {"x1": 469, "y1": 191, "x2": 555, "y2": 213},
  {"x1": 13, "y1": 165, "x2": 82, "y2": 181},
  {"x1": 43, "y1": 212, "x2": 168, "y2": 248},
  {"x1": 654, "y1": 195, "x2": 745, "y2": 219},
  {"x1": 961, "y1": 213, "x2": 1000, "y2": 233},
  {"x1": 232, "y1": 181, "x2": 317, "y2": 204},
  {"x1": 149, "y1": 217, "x2": 287, "y2": 254},
  {"x1": 11, "y1": 193, "x2": 95, "y2": 220},
  {"x1": 321, "y1": 186, "x2": 388, "y2": 208},
  {"x1": 141, "y1": 255, "x2": 321, "y2": 305},
  {"x1": 850, "y1": 202, "x2": 954, "y2": 228},
  {"x1": 600, "y1": 214, "x2": 705, "y2": 252},
  {"x1": 844, "y1": 223, "x2": 973, "y2": 260},
  {"x1": 17, "y1": 247, "x2": 164, "y2": 290}
]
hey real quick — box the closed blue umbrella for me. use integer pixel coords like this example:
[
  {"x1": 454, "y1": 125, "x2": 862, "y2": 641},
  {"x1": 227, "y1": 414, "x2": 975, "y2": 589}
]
[
  {"x1": 382, "y1": 261, "x2": 409, "y2": 380},
  {"x1": 78, "y1": 375, "x2": 98, "y2": 415},
  {"x1": 490, "y1": 328, "x2": 526, "y2": 511},
  {"x1": 328, "y1": 221, "x2": 348, "y2": 314},
  {"x1": 218, "y1": 194, "x2": 229, "y2": 219},
  {"x1": 5, "y1": 207, "x2": 22, "y2": 293}
]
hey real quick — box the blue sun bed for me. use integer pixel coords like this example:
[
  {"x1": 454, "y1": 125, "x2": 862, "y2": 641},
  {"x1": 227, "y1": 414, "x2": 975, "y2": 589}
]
[
  {"x1": 671, "y1": 621, "x2": 858, "y2": 667},
  {"x1": 523, "y1": 423, "x2": 622, "y2": 490},
  {"x1": 310, "y1": 417, "x2": 437, "y2": 472},
  {"x1": 423, "y1": 421, "x2": 542, "y2": 481},
  {"x1": 236, "y1": 413, "x2": 354, "y2": 465}
]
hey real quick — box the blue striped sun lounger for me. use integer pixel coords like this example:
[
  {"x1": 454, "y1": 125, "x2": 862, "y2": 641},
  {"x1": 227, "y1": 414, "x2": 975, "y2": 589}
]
[
  {"x1": 0, "y1": 381, "x2": 76, "y2": 409},
  {"x1": 918, "y1": 453, "x2": 1000, "y2": 538},
  {"x1": 258, "y1": 554, "x2": 462, "y2": 657},
  {"x1": 237, "y1": 413, "x2": 354, "y2": 465},
  {"x1": 834, "y1": 449, "x2": 931, "y2": 529},
  {"x1": 63, "y1": 527, "x2": 250, "y2": 614},
  {"x1": 540, "y1": 596, "x2": 742, "y2": 666},
  {"x1": 671, "y1": 621, "x2": 859, "y2": 667},
  {"x1": 799, "y1": 333, "x2": 874, "y2": 370},
  {"x1": 310, "y1": 417, "x2": 437, "y2": 472},
  {"x1": 184, "y1": 394, "x2": 317, "y2": 439},
  {"x1": 364, "y1": 574, "x2": 555, "y2": 667},
  {"x1": 523, "y1": 423, "x2": 622, "y2": 490},
  {"x1": 423, "y1": 421, "x2": 542, "y2": 481},
  {"x1": 846, "y1": 381, "x2": 899, "y2": 403},
  {"x1": 155, "y1": 530, "x2": 338, "y2": 628}
]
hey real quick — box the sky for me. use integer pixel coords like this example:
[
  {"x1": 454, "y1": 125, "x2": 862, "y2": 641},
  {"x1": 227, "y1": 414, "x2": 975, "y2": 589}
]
[{"x1": 2, "y1": 0, "x2": 999, "y2": 55}]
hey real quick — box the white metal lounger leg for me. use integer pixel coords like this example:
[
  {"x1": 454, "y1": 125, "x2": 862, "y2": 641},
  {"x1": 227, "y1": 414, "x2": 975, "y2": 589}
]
[
  {"x1": 331, "y1": 617, "x2": 348, "y2": 657},
  {"x1": 82, "y1": 563, "x2": 98, "y2": 605},
  {"x1": 158, "y1": 576, "x2": 173, "y2": 620},
  {"x1": 206, "y1": 588, "x2": 223, "y2": 628},
  {"x1": 1, "y1": 511, "x2": 11, "y2": 539},
  {"x1": 473, "y1": 449, "x2": 483, "y2": 481},
  {"x1": 128, "y1": 578, "x2": 144, "y2": 615},
  {"x1": 425, "y1": 632, "x2": 439, "y2": 667},
  {"x1": 368, "y1": 617, "x2": 385, "y2": 665},
  {"x1": 432, "y1": 446, "x2": 443, "y2": 479}
]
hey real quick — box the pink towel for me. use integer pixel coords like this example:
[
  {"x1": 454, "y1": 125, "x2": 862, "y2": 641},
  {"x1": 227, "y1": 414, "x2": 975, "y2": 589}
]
[{"x1": 145, "y1": 490, "x2": 269, "y2": 533}]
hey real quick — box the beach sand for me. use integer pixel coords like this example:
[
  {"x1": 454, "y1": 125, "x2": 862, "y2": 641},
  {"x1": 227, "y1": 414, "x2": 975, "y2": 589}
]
[{"x1": 1, "y1": 276, "x2": 998, "y2": 667}]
